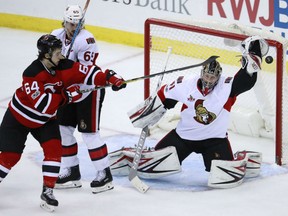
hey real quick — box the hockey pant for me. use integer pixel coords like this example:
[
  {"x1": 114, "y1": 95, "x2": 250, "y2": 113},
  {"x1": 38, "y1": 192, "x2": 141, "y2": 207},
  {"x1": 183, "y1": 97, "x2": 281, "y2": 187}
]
[{"x1": 60, "y1": 125, "x2": 109, "y2": 171}]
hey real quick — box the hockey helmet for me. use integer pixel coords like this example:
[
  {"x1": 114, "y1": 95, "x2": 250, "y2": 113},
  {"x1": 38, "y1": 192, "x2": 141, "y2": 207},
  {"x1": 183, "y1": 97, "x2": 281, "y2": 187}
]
[
  {"x1": 200, "y1": 60, "x2": 222, "y2": 94},
  {"x1": 37, "y1": 34, "x2": 62, "y2": 57},
  {"x1": 64, "y1": 5, "x2": 84, "y2": 24}
]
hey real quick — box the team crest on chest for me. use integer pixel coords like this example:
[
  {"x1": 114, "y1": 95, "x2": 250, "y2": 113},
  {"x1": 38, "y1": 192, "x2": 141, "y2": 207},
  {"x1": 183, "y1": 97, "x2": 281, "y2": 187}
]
[{"x1": 193, "y1": 99, "x2": 216, "y2": 125}]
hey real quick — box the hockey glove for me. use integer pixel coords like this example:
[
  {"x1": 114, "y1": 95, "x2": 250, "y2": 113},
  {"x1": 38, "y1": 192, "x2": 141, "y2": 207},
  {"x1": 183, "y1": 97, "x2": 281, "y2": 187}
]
[
  {"x1": 240, "y1": 35, "x2": 269, "y2": 58},
  {"x1": 240, "y1": 36, "x2": 268, "y2": 75},
  {"x1": 241, "y1": 53, "x2": 262, "y2": 75},
  {"x1": 105, "y1": 69, "x2": 127, "y2": 91},
  {"x1": 62, "y1": 85, "x2": 82, "y2": 104}
]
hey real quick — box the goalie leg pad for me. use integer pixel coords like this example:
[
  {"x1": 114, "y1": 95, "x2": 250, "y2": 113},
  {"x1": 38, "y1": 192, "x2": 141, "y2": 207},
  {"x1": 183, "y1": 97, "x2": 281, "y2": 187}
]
[
  {"x1": 208, "y1": 158, "x2": 247, "y2": 189},
  {"x1": 109, "y1": 146, "x2": 181, "y2": 179},
  {"x1": 109, "y1": 148, "x2": 133, "y2": 176},
  {"x1": 235, "y1": 150, "x2": 262, "y2": 178}
]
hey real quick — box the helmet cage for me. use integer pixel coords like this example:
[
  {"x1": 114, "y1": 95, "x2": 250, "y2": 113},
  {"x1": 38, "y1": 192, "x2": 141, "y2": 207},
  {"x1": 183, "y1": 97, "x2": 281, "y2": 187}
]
[{"x1": 200, "y1": 60, "x2": 222, "y2": 92}]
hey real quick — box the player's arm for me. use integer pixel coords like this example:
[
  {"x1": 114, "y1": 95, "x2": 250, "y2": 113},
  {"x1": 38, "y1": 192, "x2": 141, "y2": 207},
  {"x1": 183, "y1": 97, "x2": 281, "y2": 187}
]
[
  {"x1": 67, "y1": 62, "x2": 126, "y2": 91},
  {"x1": 157, "y1": 76, "x2": 186, "y2": 109},
  {"x1": 157, "y1": 85, "x2": 178, "y2": 109},
  {"x1": 22, "y1": 77, "x2": 65, "y2": 115},
  {"x1": 229, "y1": 67, "x2": 257, "y2": 97},
  {"x1": 230, "y1": 36, "x2": 267, "y2": 97}
]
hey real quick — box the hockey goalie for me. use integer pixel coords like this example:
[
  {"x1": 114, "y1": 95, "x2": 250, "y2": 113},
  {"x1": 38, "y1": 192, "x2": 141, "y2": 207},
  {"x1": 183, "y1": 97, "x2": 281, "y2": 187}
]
[{"x1": 110, "y1": 35, "x2": 267, "y2": 188}]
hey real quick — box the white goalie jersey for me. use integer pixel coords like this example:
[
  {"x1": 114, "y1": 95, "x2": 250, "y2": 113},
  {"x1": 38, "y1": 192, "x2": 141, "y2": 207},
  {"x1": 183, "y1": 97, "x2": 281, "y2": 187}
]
[{"x1": 160, "y1": 75, "x2": 234, "y2": 140}]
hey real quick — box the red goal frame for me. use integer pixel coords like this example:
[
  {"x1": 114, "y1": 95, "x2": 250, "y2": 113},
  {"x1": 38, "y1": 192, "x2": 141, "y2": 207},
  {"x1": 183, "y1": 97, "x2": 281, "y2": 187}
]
[{"x1": 144, "y1": 18, "x2": 285, "y2": 165}]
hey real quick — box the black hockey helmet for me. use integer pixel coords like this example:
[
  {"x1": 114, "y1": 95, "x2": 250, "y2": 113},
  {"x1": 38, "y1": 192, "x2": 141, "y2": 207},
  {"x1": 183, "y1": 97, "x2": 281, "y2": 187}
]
[{"x1": 37, "y1": 34, "x2": 62, "y2": 58}]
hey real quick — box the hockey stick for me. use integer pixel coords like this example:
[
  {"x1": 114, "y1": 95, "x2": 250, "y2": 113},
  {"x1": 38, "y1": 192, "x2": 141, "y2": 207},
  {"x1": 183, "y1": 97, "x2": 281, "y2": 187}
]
[
  {"x1": 128, "y1": 47, "x2": 173, "y2": 193},
  {"x1": 80, "y1": 55, "x2": 219, "y2": 93},
  {"x1": 66, "y1": 0, "x2": 91, "y2": 58}
]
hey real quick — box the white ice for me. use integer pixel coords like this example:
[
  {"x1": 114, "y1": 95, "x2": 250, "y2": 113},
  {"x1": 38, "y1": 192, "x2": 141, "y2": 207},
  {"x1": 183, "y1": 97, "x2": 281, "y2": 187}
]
[{"x1": 0, "y1": 28, "x2": 288, "y2": 216}]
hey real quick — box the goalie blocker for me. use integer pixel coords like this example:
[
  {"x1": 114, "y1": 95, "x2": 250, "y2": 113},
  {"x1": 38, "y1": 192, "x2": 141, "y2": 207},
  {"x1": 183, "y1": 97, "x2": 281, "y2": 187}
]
[
  {"x1": 110, "y1": 147, "x2": 261, "y2": 188},
  {"x1": 127, "y1": 94, "x2": 166, "y2": 128}
]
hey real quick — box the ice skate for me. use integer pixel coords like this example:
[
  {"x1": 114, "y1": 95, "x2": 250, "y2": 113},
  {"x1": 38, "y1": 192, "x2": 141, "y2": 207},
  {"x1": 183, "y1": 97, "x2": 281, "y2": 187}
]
[
  {"x1": 55, "y1": 165, "x2": 82, "y2": 189},
  {"x1": 90, "y1": 167, "x2": 114, "y2": 194},
  {"x1": 40, "y1": 186, "x2": 58, "y2": 212}
]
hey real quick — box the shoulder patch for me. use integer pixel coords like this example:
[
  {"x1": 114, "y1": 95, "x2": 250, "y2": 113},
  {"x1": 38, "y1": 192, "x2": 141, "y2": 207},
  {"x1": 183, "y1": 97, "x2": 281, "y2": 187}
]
[
  {"x1": 225, "y1": 77, "x2": 233, "y2": 83},
  {"x1": 86, "y1": 37, "x2": 95, "y2": 44}
]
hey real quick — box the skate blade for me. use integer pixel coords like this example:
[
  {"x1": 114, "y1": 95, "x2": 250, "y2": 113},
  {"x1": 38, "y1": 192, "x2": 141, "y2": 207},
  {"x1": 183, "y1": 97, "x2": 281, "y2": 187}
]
[
  {"x1": 40, "y1": 200, "x2": 56, "y2": 212},
  {"x1": 91, "y1": 182, "x2": 114, "y2": 194},
  {"x1": 54, "y1": 180, "x2": 82, "y2": 189}
]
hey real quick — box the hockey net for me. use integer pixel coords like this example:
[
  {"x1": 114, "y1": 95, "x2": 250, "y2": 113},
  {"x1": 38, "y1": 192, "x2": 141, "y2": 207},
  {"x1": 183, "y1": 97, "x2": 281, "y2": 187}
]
[{"x1": 144, "y1": 18, "x2": 288, "y2": 165}]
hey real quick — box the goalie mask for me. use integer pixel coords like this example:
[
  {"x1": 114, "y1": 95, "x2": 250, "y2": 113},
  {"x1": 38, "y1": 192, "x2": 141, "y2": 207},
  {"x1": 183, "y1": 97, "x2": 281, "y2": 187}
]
[
  {"x1": 200, "y1": 60, "x2": 222, "y2": 95},
  {"x1": 64, "y1": 5, "x2": 84, "y2": 25}
]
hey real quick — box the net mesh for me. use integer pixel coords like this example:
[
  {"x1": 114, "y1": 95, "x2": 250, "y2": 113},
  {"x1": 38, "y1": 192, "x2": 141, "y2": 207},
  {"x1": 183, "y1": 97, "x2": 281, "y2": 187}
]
[{"x1": 145, "y1": 18, "x2": 288, "y2": 165}]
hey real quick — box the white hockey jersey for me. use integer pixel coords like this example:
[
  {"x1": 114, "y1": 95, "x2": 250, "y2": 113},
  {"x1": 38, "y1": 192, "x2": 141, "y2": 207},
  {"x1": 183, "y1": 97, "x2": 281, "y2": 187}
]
[
  {"x1": 161, "y1": 75, "x2": 235, "y2": 140},
  {"x1": 51, "y1": 28, "x2": 99, "y2": 100},
  {"x1": 51, "y1": 28, "x2": 99, "y2": 65}
]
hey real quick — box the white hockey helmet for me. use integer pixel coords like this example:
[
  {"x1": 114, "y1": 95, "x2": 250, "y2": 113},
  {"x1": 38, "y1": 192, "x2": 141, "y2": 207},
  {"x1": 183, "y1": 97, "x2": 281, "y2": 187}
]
[{"x1": 64, "y1": 5, "x2": 84, "y2": 24}]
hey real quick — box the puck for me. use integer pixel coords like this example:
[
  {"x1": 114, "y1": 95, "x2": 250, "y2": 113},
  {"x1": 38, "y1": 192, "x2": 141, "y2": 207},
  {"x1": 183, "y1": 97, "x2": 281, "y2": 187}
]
[{"x1": 265, "y1": 56, "x2": 273, "y2": 64}]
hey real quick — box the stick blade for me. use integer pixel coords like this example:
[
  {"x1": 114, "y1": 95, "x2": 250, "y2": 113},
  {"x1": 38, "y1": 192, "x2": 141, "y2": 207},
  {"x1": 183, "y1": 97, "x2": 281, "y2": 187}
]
[{"x1": 130, "y1": 176, "x2": 150, "y2": 193}]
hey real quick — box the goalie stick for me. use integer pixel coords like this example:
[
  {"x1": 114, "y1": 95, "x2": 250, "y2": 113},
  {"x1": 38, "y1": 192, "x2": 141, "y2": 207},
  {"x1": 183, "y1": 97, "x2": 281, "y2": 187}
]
[
  {"x1": 80, "y1": 55, "x2": 219, "y2": 93},
  {"x1": 129, "y1": 47, "x2": 173, "y2": 193},
  {"x1": 66, "y1": 0, "x2": 91, "y2": 58}
]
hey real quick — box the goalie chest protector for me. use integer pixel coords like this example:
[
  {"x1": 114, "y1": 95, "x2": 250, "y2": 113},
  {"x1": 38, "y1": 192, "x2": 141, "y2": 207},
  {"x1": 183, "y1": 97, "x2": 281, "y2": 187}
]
[{"x1": 164, "y1": 75, "x2": 234, "y2": 140}]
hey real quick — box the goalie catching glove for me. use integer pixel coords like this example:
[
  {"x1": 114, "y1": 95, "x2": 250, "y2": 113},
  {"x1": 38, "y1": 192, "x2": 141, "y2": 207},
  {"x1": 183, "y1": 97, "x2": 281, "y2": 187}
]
[
  {"x1": 62, "y1": 84, "x2": 82, "y2": 104},
  {"x1": 127, "y1": 94, "x2": 167, "y2": 128},
  {"x1": 240, "y1": 35, "x2": 269, "y2": 74},
  {"x1": 105, "y1": 69, "x2": 127, "y2": 91}
]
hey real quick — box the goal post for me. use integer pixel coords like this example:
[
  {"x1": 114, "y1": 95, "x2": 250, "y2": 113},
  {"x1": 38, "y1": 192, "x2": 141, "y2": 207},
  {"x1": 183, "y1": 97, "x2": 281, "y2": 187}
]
[{"x1": 144, "y1": 18, "x2": 288, "y2": 165}]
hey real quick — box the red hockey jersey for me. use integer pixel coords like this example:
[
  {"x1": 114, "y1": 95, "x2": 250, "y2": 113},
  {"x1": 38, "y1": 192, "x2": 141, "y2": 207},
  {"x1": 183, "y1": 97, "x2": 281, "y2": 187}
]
[{"x1": 9, "y1": 59, "x2": 107, "y2": 128}]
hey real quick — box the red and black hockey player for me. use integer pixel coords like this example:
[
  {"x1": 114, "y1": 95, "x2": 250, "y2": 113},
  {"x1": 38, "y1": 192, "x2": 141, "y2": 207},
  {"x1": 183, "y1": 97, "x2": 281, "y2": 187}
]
[{"x1": 0, "y1": 34, "x2": 126, "y2": 212}]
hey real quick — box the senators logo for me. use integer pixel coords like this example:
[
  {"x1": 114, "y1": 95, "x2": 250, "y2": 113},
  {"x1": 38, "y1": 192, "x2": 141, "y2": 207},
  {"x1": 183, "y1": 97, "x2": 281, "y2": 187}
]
[{"x1": 193, "y1": 99, "x2": 216, "y2": 125}]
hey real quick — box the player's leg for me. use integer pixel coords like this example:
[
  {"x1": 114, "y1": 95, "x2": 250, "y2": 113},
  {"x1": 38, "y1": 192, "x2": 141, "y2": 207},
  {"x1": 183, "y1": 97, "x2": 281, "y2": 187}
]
[
  {"x1": 0, "y1": 109, "x2": 26, "y2": 183},
  {"x1": 31, "y1": 119, "x2": 62, "y2": 211},
  {"x1": 200, "y1": 137, "x2": 247, "y2": 188},
  {"x1": 82, "y1": 132, "x2": 113, "y2": 193},
  {"x1": 201, "y1": 137, "x2": 234, "y2": 172},
  {"x1": 155, "y1": 129, "x2": 191, "y2": 164},
  {"x1": 55, "y1": 104, "x2": 81, "y2": 189},
  {"x1": 78, "y1": 89, "x2": 112, "y2": 193}
]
